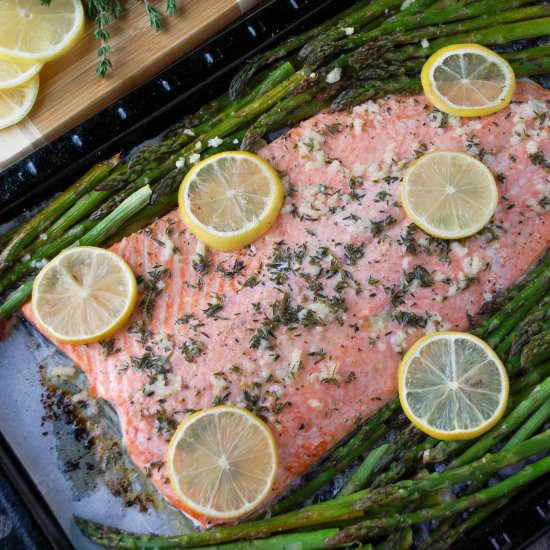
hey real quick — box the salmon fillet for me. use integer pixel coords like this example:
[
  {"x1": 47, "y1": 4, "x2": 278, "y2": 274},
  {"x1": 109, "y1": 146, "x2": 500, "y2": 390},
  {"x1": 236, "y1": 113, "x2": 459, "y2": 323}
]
[{"x1": 23, "y1": 81, "x2": 550, "y2": 526}]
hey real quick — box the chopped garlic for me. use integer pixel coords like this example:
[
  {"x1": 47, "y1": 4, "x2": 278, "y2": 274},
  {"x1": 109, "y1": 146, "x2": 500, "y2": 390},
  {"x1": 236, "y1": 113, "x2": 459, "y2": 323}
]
[
  {"x1": 208, "y1": 136, "x2": 224, "y2": 148},
  {"x1": 343, "y1": 27, "x2": 354, "y2": 35},
  {"x1": 420, "y1": 38, "x2": 430, "y2": 49},
  {"x1": 326, "y1": 67, "x2": 342, "y2": 84},
  {"x1": 188, "y1": 153, "x2": 201, "y2": 164},
  {"x1": 175, "y1": 157, "x2": 185, "y2": 169},
  {"x1": 183, "y1": 129, "x2": 195, "y2": 137}
]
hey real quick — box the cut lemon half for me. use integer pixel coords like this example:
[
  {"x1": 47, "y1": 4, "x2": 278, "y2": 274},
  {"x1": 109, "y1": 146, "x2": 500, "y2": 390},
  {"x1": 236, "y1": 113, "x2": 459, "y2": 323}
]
[
  {"x1": 399, "y1": 332, "x2": 509, "y2": 440},
  {"x1": 421, "y1": 44, "x2": 515, "y2": 117},
  {"x1": 401, "y1": 150, "x2": 498, "y2": 239},
  {"x1": 178, "y1": 151, "x2": 284, "y2": 252},
  {"x1": 0, "y1": 73, "x2": 38, "y2": 129},
  {"x1": 0, "y1": 0, "x2": 84, "y2": 62},
  {"x1": 168, "y1": 406, "x2": 278, "y2": 520},
  {"x1": 32, "y1": 246, "x2": 137, "y2": 344},
  {"x1": 0, "y1": 57, "x2": 42, "y2": 90}
]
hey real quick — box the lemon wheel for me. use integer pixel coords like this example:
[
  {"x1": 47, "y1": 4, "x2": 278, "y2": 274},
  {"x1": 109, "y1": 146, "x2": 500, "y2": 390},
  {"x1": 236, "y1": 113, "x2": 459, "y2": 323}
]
[
  {"x1": 401, "y1": 150, "x2": 498, "y2": 239},
  {"x1": 399, "y1": 332, "x2": 509, "y2": 440},
  {"x1": 0, "y1": 57, "x2": 41, "y2": 90},
  {"x1": 32, "y1": 246, "x2": 137, "y2": 344},
  {"x1": 0, "y1": 74, "x2": 38, "y2": 129},
  {"x1": 168, "y1": 406, "x2": 278, "y2": 520},
  {"x1": 178, "y1": 151, "x2": 284, "y2": 252},
  {"x1": 0, "y1": 0, "x2": 84, "y2": 62},
  {"x1": 421, "y1": 44, "x2": 515, "y2": 117}
]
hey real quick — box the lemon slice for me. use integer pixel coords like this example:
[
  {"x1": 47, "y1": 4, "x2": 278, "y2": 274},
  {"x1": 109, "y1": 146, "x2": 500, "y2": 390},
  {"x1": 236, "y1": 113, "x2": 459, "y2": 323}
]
[
  {"x1": 399, "y1": 332, "x2": 509, "y2": 440},
  {"x1": 178, "y1": 151, "x2": 284, "y2": 252},
  {"x1": 0, "y1": 74, "x2": 38, "y2": 129},
  {"x1": 32, "y1": 246, "x2": 137, "y2": 344},
  {"x1": 401, "y1": 150, "x2": 498, "y2": 239},
  {"x1": 0, "y1": 0, "x2": 84, "y2": 62},
  {"x1": 168, "y1": 406, "x2": 278, "y2": 520},
  {"x1": 421, "y1": 44, "x2": 515, "y2": 117},
  {"x1": 0, "y1": 57, "x2": 42, "y2": 89}
]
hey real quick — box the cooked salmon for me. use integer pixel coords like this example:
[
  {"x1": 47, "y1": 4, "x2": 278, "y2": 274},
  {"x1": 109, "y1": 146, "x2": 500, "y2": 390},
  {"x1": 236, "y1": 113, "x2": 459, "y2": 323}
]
[{"x1": 23, "y1": 81, "x2": 550, "y2": 526}]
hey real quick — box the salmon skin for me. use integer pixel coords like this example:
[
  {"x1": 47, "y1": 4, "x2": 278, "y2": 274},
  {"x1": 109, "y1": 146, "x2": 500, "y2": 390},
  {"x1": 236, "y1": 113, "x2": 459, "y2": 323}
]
[{"x1": 23, "y1": 81, "x2": 550, "y2": 526}]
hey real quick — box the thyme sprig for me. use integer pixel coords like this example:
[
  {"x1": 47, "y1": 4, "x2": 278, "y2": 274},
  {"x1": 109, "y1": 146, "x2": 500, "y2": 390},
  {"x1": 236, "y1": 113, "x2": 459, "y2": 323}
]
[{"x1": 42, "y1": 0, "x2": 177, "y2": 77}]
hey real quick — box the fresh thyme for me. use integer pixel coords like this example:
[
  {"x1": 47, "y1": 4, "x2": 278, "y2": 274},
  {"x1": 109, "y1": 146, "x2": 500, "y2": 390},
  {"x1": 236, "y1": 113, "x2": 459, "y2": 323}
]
[
  {"x1": 99, "y1": 338, "x2": 121, "y2": 357},
  {"x1": 140, "y1": 266, "x2": 170, "y2": 322},
  {"x1": 202, "y1": 293, "x2": 225, "y2": 318},
  {"x1": 370, "y1": 214, "x2": 396, "y2": 238},
  {"x1": 344, "y1": 243, "x2": 365, "y2": 266},
  {"x1": 42, "y1": 0, "x2": 178, "y2": 77},
  {"x1": 392, "y1": 310, "x2": 427, "y2": 328},
  {"x1": 180, "y1": 339, "x2": 203, "y2": 362},
  {"x1": 217, "y1": 259, "x2": 246, "y2": 279}
]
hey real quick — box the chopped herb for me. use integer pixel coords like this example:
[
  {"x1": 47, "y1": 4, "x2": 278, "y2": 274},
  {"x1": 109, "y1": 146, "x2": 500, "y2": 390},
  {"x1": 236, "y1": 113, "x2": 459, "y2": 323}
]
[
  {"x1": 398, "y1": 223, "x2": 418, "y2": 255},
  {"x1": 328, "y1": 294, "x2": 347, "y2": 314},
  {"x1": 272, "y1": 401, "x2": 292, "y2": 415},
  {"x1": 154, "y1": 408, "x2": 178, "y2": 439},
  {"x1": 140, "y1": 266, "x2": 171, "y2": 321},
  {"x1": 308, "y1": 349, "x2": 327, "y2": 364},
  {"x1": 529, "y1": 151, "x2": 550, "y2": 169},
  {"x1": 217, "y1": 259, "x2": 246, "y2": 279},
  {"x1": 249, "y1": 320, "x2": 277, "y2": 349},
  {"x1": 344, "y1": 243, "x2": 365, "y2": 266},
  {"x1": 99, "y1": 339, "x2": 121, "y2": 357},
  {"x1": 202, "y1": 293, "x2": 225, "y2": 318},
  {"x1": 128, "y1": 320, "x2": 152, "y2": 344},
  {"x1": 370, "y1": 214, "x2": 396, "y2": 238},
  {"x1": 242, "y1": 275, "x2": 259, "y2": 289},
  {"x1": 213, "y1": 393, "x2": 231, "y2": 406},
  {"x1": 403, "y1": 265, "x2": 434, "y2": 288},
  {"x1": 346, "y1": 371, "x2": 356, "y2": 383},
  {"x1": 368, "y1": 275, "x2": 380, "y2": 286},
  {"x1": 175, "y1": 313, "x2": 195, "y2": 325},
  {"x1": 384, "y1": 284, "x2": 406, "y2": 308},
  {"x1": 180, "y1": 339, "x2": 203, "y2": 362},
  {"x1": 192, "y1": 254, "x2": 212, "y2": 276},
  {"x1": 392, "y1": 310, "x2": 427, "y2": 328}
]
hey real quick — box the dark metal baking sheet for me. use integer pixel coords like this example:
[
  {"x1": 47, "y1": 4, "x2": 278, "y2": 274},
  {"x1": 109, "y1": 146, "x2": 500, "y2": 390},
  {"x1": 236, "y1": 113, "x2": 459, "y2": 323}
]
[{"x1": 0, "y1": 1, "x2": 549, "y2": 549}]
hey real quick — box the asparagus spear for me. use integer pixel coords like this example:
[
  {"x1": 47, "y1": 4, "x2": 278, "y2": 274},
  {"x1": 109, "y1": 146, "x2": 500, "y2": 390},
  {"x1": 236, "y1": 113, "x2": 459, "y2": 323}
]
[
  {"x1": 384, "y1": 17, "x2": 550, "y2": 62},
  {"x1": 0, "y1": 228, "x2": 17, "y2": 249},
  {"x1": 75, "y1": 496, "x2": 365, "y2": 549},
  {"x1": 522, "y1": 331, "x2": 550, "y2": 370},
  {"x1": 305, "y1": 0, "x2": 534, "y2": 68},
  {"x1": 510, "y1": 362, "x2": 550, "y2": 396},
  {"x1": 0, "y1": 156, "x2": 119, "y2": 276},
  {"x1": 328, "y1": 452, "x2": 550, "y2": 544},
  {"x1": 194, "y1": 528, "x2": 342, "y2": 550},
  {"x1": 0, "y1": 186, "x2": 152, "y2": 322},
  {"x1": 271, "y1": 400, "x2": 399, "y2": 515},
  {"x1": 371, "y1": 438, "x2": 439, "y2": 488},
  {"x1": 476, "y1": 251, "x2": 550, "y2": 320},
  {"x1": 228, "y1": 0, "x2": 378, "y2": 99},
  {"x1": 354, "y1": 429, "x2": 550, "y2": 511},
  {"x1": 128, "y1": 62, "x2": 296, "y2": 172},
  {"x1": 391, "y1": 4, "x2": 550, "y2": 45},
  {"x1": 473, "y1": 267, "x2": 550, "y2": 340},
  {"x1": 0, "y1": 221, "x2": 96, "y2": 295},
  {"x1": 339, "y1": 444, "x2": 390, "y2": 497},
  {"x1": 298, "y1": 0, "x2": 428, "y2": 62},
  {"x1": 451, "y1": 376, "x2": 550, "y2": 467},
  {"x1": 21, "y1": 164, "x2": 128, "y2": 256}
]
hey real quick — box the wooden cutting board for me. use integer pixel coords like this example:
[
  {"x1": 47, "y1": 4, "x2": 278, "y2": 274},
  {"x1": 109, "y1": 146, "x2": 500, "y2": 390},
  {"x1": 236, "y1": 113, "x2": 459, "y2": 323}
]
[{"x1": 0, "y1": 0, "x2": 259, "y2": 169}]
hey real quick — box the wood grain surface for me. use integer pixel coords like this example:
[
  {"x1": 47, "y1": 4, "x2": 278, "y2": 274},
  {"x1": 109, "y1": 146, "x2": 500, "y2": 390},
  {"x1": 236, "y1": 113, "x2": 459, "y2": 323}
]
[{"x1": 0, "y1": 0, "x2": 257, "y2": 169}]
